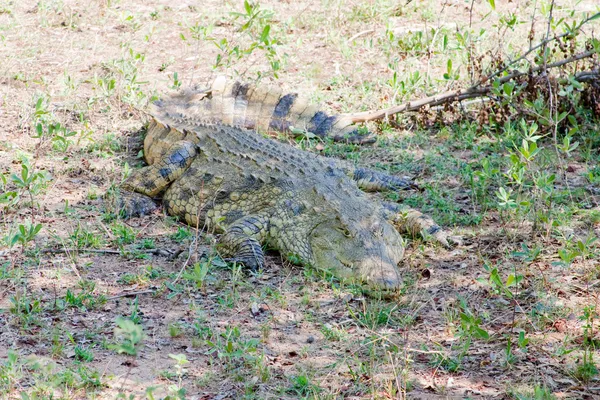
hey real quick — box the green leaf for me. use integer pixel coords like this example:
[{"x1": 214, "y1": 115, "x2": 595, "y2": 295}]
[
  {"x1": 489, "y1": 268, "x2": 503, "y2": 288},
  {"x1": 506, "y1": 274, "x2": 522, "y2": 287},
  {"x1": 9, "y1": 233, "x2": 20, "y2": 247},
  {"x1": 474, "y1": 326, "x2": 489, "y2": 340},
  {"x1": 21, "y1": 164, "x2": 29, "y2": 183},
  {"x1": 35, "y1": 123, "x2": 43, "y2": 138},
  {"x1": 32, "y1": 223, "x2": 42, "y2": 235},
  {"x1": 488, "y1": 0, "x2": 495, "y2": 10},
  {"x1": 260, "y1": 25, "x2": 271, "y2": 43}
]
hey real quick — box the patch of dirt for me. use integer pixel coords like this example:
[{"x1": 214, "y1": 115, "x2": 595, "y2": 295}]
[{"x1": 1, "y1": 0, "x2": 600, "y2": 399}]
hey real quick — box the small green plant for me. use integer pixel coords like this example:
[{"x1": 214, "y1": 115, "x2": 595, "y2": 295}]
[
  {"x1": 512, "y1": 243, "x2": 542, "y2": 263},
  {"x1": 111, "y1": 222, "x2": 137, "y2": 245},
  {"x1": 518, "y1": 331, "x2": 529, "y2": 352},
  {"x1": 580, "y1": 305, "x2": 598, "y2": 347},
  {"x1": 287, "y1": 374, "x2": 321, "y2": 397},
  {"x1": 572, "y1": 350, "x2": 598, "y2": 384},
  {"x1": 9, "y1": 160, "x2": 52, "y2": 212},
  {"x1": 128, "y1": 297, "x2": 142, "y2": 324},
  {"x1": 70, "y1": 224, "x2": 104, "y2": 249},
  {"x1": 165, "y1": 354, "x2": 189, "y2": 399},
  {"x1": 435, "y1": 300, "x2": 489, "y2": 372},
  {"x1": 170, "y1": 71, "x2": 182, "y2": 89},
  {"x1": 34, "y1": 122, "x2": 78, "y2": 152},
  {"x1": 458, "y1": 308, "x2": 489, "y2": 341},
  {"x1": 478, "y1": 261, "x2": 523, "y2": 298},
  {"x1": 51, "y1": 329, "x2": 66, "y2": 358},
  {"x1": 170, "y1": 226, "x2": 193, "y2": 241},
  {"x1": 182, "y1": 260, "x2": 211, "y2": 289},
  {"x1": 51, "y1": 280, "x2": 106, "y2": 312},
  {"x1": 5, "y1": 222, "x2": 42, "y2": 251},
  {"x1": 512, "y1": 384, "x2": 556, "y2": 400},
  {"x1": 205, "y1": 325, "x2": 265, "y2": 377},
  {"x1": 0, "y1": 350, "x2": 23, "y2": 392},
  {"x1": 168, "y1": 322, "x2": 183, "y2": 338},
  {"x1": 109, "y1": 318, "x2": 144, "y2": 356},
  {"x1": 504, "y1": 336, "x2": 517, "y2": 367},
  {"x1": 138, "y1": 238, "x2": 155, "y2": 249},
  {"x1": 0, "y1": 173, "x2": 19, "y2": 210},
  {"x1": 349, "y1": 301, "x2": 399, "y2": 329},
  {"x1": 320, "y1": 324, "x2": 346, "y2": 342},
  {"x1": 186, "y1": 0, "x2": 285, "y2": 79},
  {"x1": 86, "y1": 133, "x2": 122, "y2": 156},
  {"x1": 74, "y1": 345, "x2": 94, "y2": 362},
  {"x1": 9, "y1": 290, "x2": 42, "y2": 328}
]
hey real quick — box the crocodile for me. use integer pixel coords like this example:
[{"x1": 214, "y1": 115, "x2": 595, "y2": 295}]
[
  {"x1": 144, "y1": 76, "x2": 375, "y2": 150},
  {"x1": 114, "y1": 89, "x2": 448, "y2": 291}
]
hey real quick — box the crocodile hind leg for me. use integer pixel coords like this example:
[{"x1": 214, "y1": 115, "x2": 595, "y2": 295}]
[
  {"x1": 382, "y1": 202, "x2": 450, "y2": 248},
  {"x1": 218, "y1": 214, "x2": 270, "y2": 271},
  {"x1": 112, "y1": 140, "x2": 198, "y2": 217}
]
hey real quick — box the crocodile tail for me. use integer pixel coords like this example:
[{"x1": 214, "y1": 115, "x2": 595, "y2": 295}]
[{"x1": 153, "y1": 76, "x2": 375, "y2": 144}]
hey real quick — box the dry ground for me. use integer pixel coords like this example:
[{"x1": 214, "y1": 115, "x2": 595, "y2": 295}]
[{"x1": 1, "y1": 0, "x2": 600, "y2": 399}]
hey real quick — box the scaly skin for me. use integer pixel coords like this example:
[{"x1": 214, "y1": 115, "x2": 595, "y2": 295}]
[
  {"x1": 117, "y1": 95, "x2": 448, "y2": 291},
  {"x1": 142, "y1": 76, "x2": 375, "y2": 157}
]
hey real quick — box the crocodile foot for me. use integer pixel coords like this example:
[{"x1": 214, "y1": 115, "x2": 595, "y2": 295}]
[{"x1": 103, "y1": 189, "x2": 158, "y2": 218}]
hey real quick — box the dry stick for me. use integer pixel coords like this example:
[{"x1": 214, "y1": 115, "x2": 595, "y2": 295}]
[
  {"x1": 346, "y1": 49, "x2": 598, "y2": 123},
  {"x1": 107, "y1": 290, "x2": 155, "y2": 300},
  {"x1": 487, "y1": 10, "x2": 600, "y2": 83},
  {"x1": 348, "y1": 29, "x2": 375, "y2": 42},
  {"x1": 43, "y1": 247, "x2": 176, "y2": 257},
  {"x1": 345, "y1": 11, "x2": 600, "y2": 123}
]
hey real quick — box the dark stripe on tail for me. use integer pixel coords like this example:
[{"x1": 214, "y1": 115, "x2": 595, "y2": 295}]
[
  {"x1": 308, "y1": 111, "x2": 329, "y2": 137},
  {"x1": 230, "y1": 81, "x2": 242, "y2": 97},
  {"x1": 272, "y1": 93, "x2": 298, "y2": 118},
  {"x1": 340, "y1": 129, "x2": 376, "y2": 144},
  {"x1": 313, "y1": 116, "x2": 338, "y2": 137},
  {"x1": 237, "y1": 83, "x2": 251, "y2": 98},
  {"x1": 269, "y1": 93, "x2": 298, "y2": 131}
]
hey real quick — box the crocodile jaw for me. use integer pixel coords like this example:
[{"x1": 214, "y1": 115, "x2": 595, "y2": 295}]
[{"x1": 309, "y1": 218, "x2": 405, "y2": 291}]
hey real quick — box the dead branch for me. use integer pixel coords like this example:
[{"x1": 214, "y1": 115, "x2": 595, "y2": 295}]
[
  {"x1": 43, "y1": 247, "x2": 178, "y2": 257},
  {"x1": 345, "y1": 11, "x2": 600, "y2": 123},
  {"x1": 346, "y1": 50, "x2": 599, "y2": 123},
  {"x1": 107, "y1": 290, "x2": 156, "y2": 300}
]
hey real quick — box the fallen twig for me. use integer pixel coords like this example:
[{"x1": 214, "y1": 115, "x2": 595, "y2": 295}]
[
  {"x1": 107, "y1": 290, "x2": 156, "y2": 300},
  {"x1": 43, "y1": 247, "x2": 178, "y2": 257}
]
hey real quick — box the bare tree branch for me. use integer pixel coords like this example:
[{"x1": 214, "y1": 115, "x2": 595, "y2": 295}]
[
  {"x1": 346, "y1": 50, "x2": 598, "y2": 123},
  {"x1": 345, "y1": 11, "x2": 600, "y2": 123}
]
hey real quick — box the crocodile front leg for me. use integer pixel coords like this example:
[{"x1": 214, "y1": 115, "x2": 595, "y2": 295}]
[
  {"x1": 113, "y1": 140, "x2": 198, "y2": 217},
  {"x1": 218, "y1": 214, "x2": 270, "y2": 271},
  {"x1": 382, "y1": 202, "x2": 449, "y2": 248},
  {"x1": 353, "y1": 167, "x2": 418, "y2": 192},
  {"x1": 327, "y1": 159, "x2": 417, "y2": 192}
]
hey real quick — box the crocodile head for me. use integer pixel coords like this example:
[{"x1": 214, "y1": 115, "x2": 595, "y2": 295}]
[{"x1": 309, "y1": 214, "x2": 405, "y2": 291}]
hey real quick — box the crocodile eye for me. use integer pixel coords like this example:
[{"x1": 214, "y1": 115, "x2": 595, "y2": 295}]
[{"x1": 337, "y1": 227, "x2": 352, "y2": 237}]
